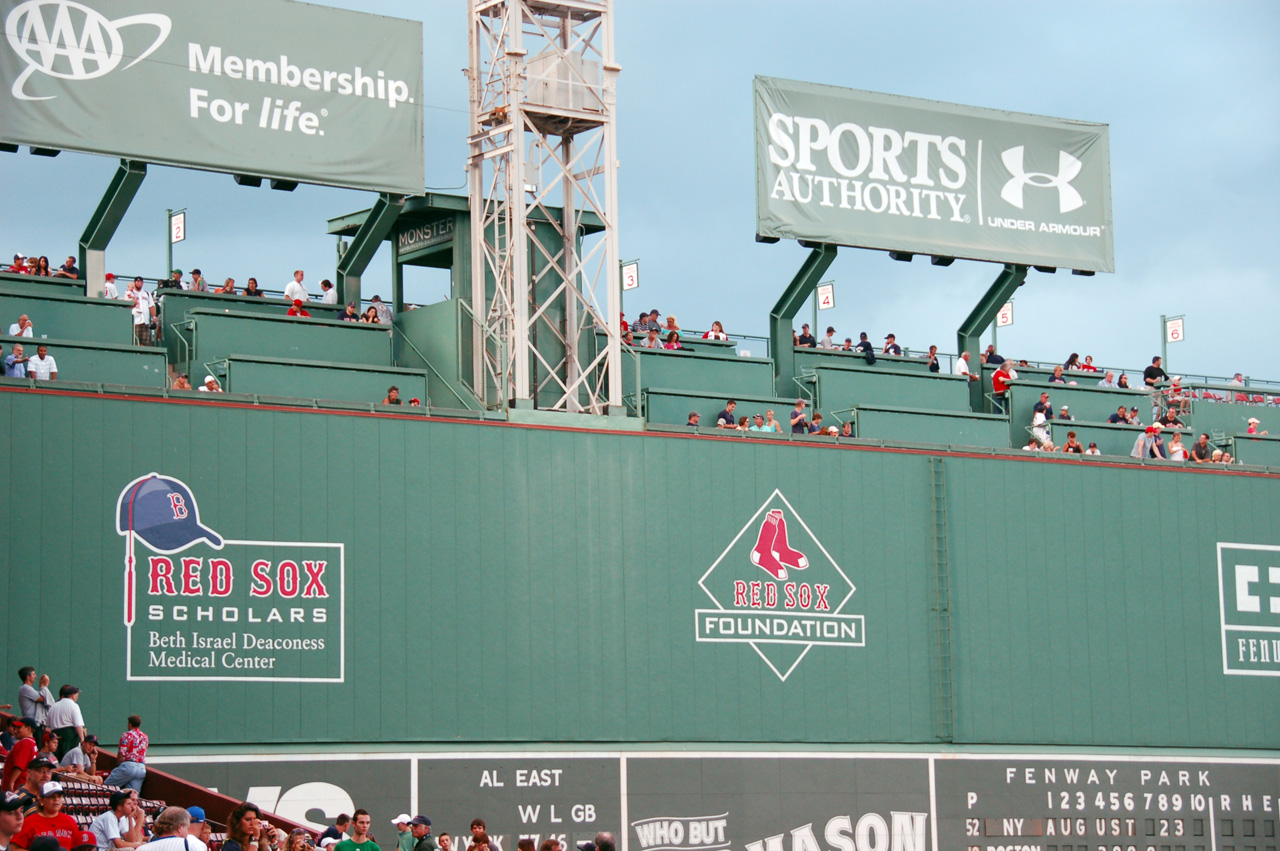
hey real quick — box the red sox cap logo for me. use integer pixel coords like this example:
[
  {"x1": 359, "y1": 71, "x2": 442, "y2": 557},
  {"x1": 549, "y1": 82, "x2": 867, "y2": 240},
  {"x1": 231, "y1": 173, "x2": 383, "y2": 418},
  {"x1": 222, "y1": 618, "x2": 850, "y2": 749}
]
[{"x1": 697, "y1": 490, "x2": 863, "y2": 681}]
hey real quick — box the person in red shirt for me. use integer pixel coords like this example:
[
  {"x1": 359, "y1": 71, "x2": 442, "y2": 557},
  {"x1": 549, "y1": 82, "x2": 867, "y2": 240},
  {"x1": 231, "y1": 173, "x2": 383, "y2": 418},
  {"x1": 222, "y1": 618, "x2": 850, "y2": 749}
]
[
  {"x1": 990, "y1": 360, "x2": 1015, "y2": 415},
  {"x1": 12, "y1": 782, "x2": 78, "y2": 849},
  {"x1": 2, "y1": 718, "x2": 38, "y2": 794},
  {"x1": 286, "y1": 300, "x2": 311, "y2": 318}
]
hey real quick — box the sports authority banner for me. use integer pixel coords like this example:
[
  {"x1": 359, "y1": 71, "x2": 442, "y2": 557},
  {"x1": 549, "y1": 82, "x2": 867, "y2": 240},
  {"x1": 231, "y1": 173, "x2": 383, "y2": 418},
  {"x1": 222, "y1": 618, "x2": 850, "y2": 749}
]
[
  {"x1": 151, "y1": 752, "x2": 1280, "y2": 851},
  {"x1": 1, "y1": 0, "x2": 424, "y2": 195},
  {"x1": 116, "y1": 473, "x2": 345, "y2": 682},
  {"x1": 755, "y1": 76, "x2": 1114, "y2": 272}
]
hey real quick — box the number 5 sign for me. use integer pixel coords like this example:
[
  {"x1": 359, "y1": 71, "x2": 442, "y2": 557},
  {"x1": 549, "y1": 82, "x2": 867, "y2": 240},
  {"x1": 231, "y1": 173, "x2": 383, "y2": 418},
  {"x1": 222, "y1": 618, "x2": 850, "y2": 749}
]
[
  {"x1": 816, "y1": 283, "x2": 835, "y2": 310},
  {"x1": 996, "y1": 302, "x2": 1014, "y2": 327}
]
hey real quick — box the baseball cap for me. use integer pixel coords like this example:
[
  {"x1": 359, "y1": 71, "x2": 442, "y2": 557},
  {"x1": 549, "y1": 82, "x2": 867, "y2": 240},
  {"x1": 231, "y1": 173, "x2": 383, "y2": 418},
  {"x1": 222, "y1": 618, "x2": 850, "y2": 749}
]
[
  {"x1": 1, "y1": 792, "x2": 24, "y2": 812},
  {"x1": 172, "y1": 269, "x2": 183, "y2": 276},
  {"x1": 392, "y1": 814, "x2": 412, "y2": 826},
  {"x1": 1061, "y1": 405, "x2": 1069, "y2": 410},
  {"x1": 408, "y1": 816, "x2": 432, "y2": 827},
  {"x1": 116, "y1": 473, "x2": 223, "y2": 553},
  {"x1": 293, "y1": 299, "x2": 304, "y2": 307},
  {"x1": 29, "y1": 756, "x2": 56, "y2": 770},
  {"x1": 320, "y1": 840, "x2": 339, "y2": 848},
  {"x1": 190, "y1": 268, "x2": 201, "y2": 276},
  {"x1": 688, "y1": 411, "x2": 698, "y2": 419},
  {"x1": 41, "y1": 780, "x2": 65, "y2": 797},
  {"x1": 16, "y1": 716, "x2": 37, "y2": 728},
  {"x1": 30, "y1": 837, "x2": 61, "y2": 851},
  {"x1": 72, "y1": 832, "x2": 97, "y2": 851},
  {"x1": 188, "y1": 806, "x2": 206, "y2": 823},
  {"x1": 82, "y1": 734, "x2": 98, "y2": 744},
  {"x1": 885, "y1": 333, "x2": 895, "y2": 338},
  {"x1": 105, "y1": 273, "x2": 116, "y2": 281}
]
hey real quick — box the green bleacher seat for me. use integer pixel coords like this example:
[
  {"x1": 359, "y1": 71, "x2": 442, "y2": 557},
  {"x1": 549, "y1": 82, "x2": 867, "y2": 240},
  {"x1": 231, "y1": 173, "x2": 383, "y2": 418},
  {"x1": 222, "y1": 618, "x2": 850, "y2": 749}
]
[
  {"x1": 641, "y1": 387, "x2": 798, "y2": 429},
  {"x1": 0, "y1": 271, "x2": 85, "y2": 296},
  {"x1": 0, "y1": 289, "x2": 134, "y2": 345},
  {"x1": 809, "y1": 363, "x2": 970, "y2": 419},
  {"x1": 1182, "y1": 383, "x2": 1279, "y2": 439},
  {"x1": 796, "y1": 347, "x2": 938, "y2": 374},
  {"x1": 0, "y1": 334, "x2": 167, "y2": 389},
  {"x1": 851, "y1": 404, "x2": 1011, "y2": 449},
  {"x1": 1044, "y1": 420, "x2": 1191, "y2": 457},
  {"x1": 183, "y1": 309, "x2": 393, "y2": 373},
  {"x1": 223, "y1": 355, "x2": 429, "y2": 405},
  {"x1": 1005, "y1": 382, "x2": 1152, "y2": 444},
  {"x1": 159, "y1": 290, "x2": 345, "y2": 365},
  {"x1": 1230, "y1": 433, "x2": 1280, "y2": 468},
  {"x1": 617, "y1": 341, "x2": 775, "y2": 401}
]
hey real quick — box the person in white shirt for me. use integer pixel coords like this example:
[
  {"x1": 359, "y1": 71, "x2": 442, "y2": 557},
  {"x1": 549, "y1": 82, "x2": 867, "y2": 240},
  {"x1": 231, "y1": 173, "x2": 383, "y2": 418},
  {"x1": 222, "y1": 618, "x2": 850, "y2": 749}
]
[
  {"x1": 817, "y1": 326, "x2": 837, "y2": 349},
  {"x1": 1084, "y1": 442, "x2": 1101, "y2": 455},
  {"x1": 91, "y1": 790, "x2": 143, "y2": 850},
  {"x1": 198, "y1": 375, "x2": 222, "y2": 393},
  {"x1": 27, "y1": 344, "x2": 57, "y2": 381},
  {"x1": 136, "y1": 807, "x2": 207, "y2": 851},
  {"x1": 46, "y1": 685, "x2": 86, "y2": 759},
  {"x1": 283, "y1": 270, "x2": 308, "y2": 303},
  {"x1": 124, "y1": 278, "x2": 157, "y2": 345},
  {"x1": 953, "y1": 351, "x2": 977, "y2": 381},
  {"x1": 102, "y1": 273, "x2": 120, "y2": 299},
  {"x1": 1096, "y1": 370, "x2": 1117, "y2": 388},
  {"x1": 188, "y1": 269, "x2": 209, "y2": 293},
  {"x1": 8, "y1": 314, "x2": 34, "y2": 337},
  {"x1": 319, "y1": 279, "x2": 338, "y2": 305}
]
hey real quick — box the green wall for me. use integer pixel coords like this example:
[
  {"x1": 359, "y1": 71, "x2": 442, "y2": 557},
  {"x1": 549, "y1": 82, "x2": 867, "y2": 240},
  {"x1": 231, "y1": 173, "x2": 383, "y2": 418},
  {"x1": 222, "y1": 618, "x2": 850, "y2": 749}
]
[{"x1": 0, "y1": 387, "x2": 1277, "y2": 750}]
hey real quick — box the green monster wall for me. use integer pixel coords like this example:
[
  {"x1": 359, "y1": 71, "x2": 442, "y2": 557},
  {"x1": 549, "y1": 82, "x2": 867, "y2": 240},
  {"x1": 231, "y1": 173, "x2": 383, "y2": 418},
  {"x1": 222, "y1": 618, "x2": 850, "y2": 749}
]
[{"x1": 1, "y1": 387, "x2": 1276, "y2": 750}]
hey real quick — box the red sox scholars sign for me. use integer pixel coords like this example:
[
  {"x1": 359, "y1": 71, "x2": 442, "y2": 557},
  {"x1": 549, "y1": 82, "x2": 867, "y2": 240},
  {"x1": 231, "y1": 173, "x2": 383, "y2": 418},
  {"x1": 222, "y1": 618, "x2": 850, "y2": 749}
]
[
  {"x1": 115, "y1": 473, "x2": 345, "y2": 682},
  {"x1": 695, "y1": 490, "x2": 863, "y2": 680}
]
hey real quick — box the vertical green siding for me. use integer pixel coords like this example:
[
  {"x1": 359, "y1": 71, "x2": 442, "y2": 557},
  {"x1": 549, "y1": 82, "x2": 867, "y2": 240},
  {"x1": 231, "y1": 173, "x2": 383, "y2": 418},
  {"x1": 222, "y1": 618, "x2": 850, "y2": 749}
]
[{"x1": 0, "y1": 388, "x2": 1276, "y2": 750}]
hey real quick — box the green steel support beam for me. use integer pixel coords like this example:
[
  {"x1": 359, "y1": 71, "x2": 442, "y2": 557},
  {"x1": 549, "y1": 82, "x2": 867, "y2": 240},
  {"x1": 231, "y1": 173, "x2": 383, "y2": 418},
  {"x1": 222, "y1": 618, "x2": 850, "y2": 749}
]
[
  {"x1": 770, "y1": 244, "x2": 837, "y2": 393},
  {"x1": 79, "y1": 159, "x2": 147, "y2": 297},
  {"x1": 337, "y1": 192, "x2": 405, "y2": 309},
  {"x1": 956, "y1": 263, "x2": 1027, "y2": 412}
]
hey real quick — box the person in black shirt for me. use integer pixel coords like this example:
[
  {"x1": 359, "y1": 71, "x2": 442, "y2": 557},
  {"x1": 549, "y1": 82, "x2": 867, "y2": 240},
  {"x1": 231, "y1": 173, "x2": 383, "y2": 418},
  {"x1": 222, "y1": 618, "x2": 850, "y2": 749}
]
[
  {"x1": 926, "y1": 345, "x2": 940, "y2": 373},
  {"x1": 882, "y1": 333, "x2": 902, "y2": 355},
  {"x1": 796, "y1": 324, "x2": 816, "y2": 347},
  {"x1": 854, "y1": 332, "x2": 876, "y2": 365},
  {"x1": 1107, "y1": 405, "x2": 1128, "y2": 424},
  {"x1": 1143, "y1": 356, "x2": 1168, "y2": 389}
]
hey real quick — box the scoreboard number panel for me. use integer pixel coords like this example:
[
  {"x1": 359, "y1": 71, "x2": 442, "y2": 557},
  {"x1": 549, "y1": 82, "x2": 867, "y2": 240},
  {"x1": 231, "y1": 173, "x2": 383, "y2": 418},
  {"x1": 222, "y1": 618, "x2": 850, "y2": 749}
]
[{"x1": 937, "y1": 759, "x2": 1280, "y2": 851}]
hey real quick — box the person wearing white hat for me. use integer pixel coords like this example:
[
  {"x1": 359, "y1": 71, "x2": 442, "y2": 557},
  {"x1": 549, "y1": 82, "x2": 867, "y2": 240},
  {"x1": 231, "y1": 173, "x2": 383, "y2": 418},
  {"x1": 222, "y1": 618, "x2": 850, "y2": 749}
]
[
  {"x1": 197, "y1": 375, "x2": 222, "y2": 393},
  {"x1": 1247, "y1": 417, "x2": 1267, "y2": 435},
  {"x1": 392, "y1": 816, "x2": 414, "y2": 851}
]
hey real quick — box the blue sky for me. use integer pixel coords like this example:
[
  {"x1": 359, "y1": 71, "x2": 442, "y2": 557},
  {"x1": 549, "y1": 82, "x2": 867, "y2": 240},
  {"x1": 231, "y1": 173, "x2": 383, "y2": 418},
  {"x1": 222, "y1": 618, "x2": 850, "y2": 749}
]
[{"x1": 3, "y1": 1, "x2": 1277, "y2": 381}]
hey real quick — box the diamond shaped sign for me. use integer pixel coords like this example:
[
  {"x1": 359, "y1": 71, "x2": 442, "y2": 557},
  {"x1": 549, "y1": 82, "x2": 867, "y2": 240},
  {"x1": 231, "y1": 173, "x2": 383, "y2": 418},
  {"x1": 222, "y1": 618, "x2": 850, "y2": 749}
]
[{"x1": 696, "y1": 489, "x2": 862, "y2": 681}]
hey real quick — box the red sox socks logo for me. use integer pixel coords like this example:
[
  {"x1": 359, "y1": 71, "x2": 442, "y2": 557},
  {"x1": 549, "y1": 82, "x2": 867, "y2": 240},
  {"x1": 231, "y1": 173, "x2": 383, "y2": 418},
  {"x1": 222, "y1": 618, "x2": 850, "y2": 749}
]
[
  {"x1": 750, "y1": 509, "x2": 808, "y2": 580},
  {"x1": 697, "y1": 490, "x2": 863, "y2": 681}
]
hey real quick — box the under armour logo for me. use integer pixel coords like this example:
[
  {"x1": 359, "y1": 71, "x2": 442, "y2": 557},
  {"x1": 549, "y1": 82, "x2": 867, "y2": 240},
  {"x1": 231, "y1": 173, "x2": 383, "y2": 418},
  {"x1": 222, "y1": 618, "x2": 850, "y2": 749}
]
[
  {"x1": 5, "y1": 0, "x2": 171, "y2": 101},
  {"x1": 1000, "y1": 146, "x2": 1084, "y2": 213}
]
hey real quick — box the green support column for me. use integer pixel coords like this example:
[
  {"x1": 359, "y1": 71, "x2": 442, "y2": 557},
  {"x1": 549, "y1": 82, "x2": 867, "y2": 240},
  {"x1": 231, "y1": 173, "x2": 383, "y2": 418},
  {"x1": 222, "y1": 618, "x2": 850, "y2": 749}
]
[
  {"x1": 770, "y1": 244, "x2": 837, "y2": 394},
  {"x1": 956, "y1": 263, "x2": 1027, "y2": 412},
  {"x1": 337, "y1": 193, "x2": 405, "y2": 309},
  {"x1": 80, "y1": 159, "x2": 147, "y2": 297}
]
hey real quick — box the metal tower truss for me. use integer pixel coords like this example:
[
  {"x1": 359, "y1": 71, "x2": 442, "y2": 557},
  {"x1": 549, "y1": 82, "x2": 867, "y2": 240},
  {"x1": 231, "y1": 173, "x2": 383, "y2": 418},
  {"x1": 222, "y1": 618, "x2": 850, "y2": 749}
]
[{"x1": 467, "y1": 0, "x2": 621, "y2": 413}]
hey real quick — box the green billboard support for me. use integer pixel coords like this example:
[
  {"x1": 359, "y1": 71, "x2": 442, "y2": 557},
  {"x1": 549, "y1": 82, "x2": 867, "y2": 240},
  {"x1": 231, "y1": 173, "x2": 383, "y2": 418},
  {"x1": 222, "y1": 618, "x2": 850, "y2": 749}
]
[
  {"x1": 770, "y1": 244, "x2": 837, "y2": 393},
  {"x1": 956, "y1": 263, "x2": 1027, "y2": 411},
  {"x1": 79, "y1": 159, "x2": 147, "y2": 297},
  {"x1": 336, "y1": 193, "x2": 405, "y2": 308}
]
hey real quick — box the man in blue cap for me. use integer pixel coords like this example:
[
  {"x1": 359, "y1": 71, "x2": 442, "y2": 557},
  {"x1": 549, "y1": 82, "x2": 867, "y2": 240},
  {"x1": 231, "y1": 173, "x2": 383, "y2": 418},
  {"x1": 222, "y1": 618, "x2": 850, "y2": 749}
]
[{"x1": 408, "y1": 817, "x2": 436, "y2": 851}]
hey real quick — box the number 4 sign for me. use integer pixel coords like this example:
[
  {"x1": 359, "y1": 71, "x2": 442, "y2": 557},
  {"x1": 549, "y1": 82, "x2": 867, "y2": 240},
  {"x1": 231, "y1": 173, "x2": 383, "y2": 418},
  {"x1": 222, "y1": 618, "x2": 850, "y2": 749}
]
[{"x1": 816, "y1": 283, "x2": 835, "y2": 310}]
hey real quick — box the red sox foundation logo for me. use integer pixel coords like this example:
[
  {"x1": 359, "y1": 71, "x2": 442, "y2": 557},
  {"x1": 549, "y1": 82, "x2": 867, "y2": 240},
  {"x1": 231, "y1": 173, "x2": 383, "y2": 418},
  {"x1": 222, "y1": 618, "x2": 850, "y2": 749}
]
[{"x1": 696, "y1": 490, "x2": 863, "y2": 681}]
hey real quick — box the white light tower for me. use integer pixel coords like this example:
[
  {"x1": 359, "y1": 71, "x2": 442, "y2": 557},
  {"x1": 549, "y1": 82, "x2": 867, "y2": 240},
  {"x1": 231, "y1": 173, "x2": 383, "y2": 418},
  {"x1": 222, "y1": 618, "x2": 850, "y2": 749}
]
[{"x1": 467, "y1": 0, "x2": 621, "y2": 413}]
